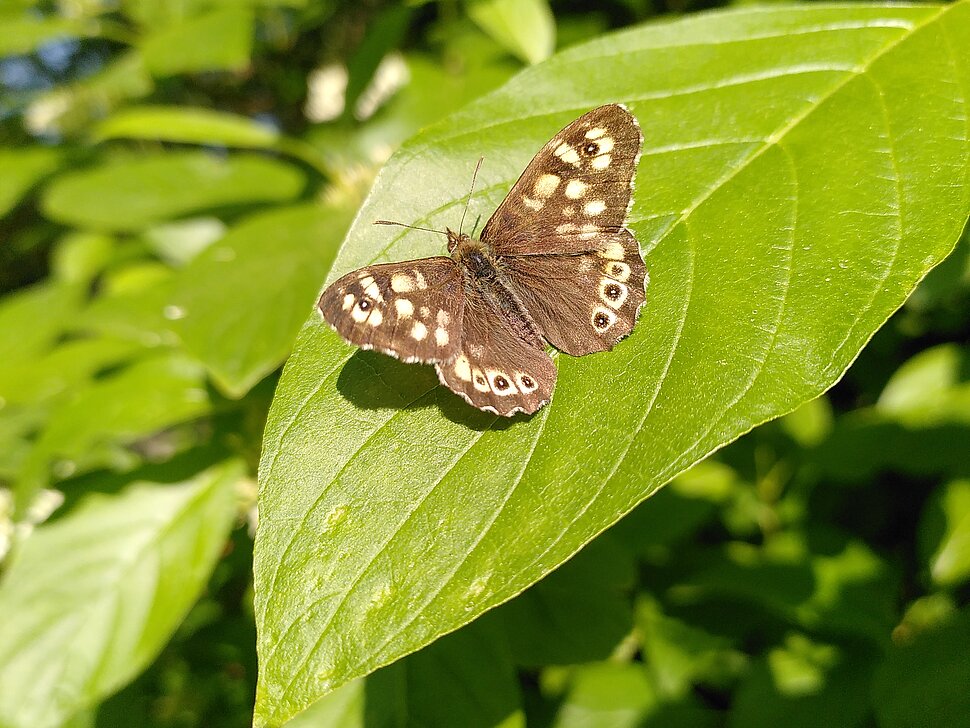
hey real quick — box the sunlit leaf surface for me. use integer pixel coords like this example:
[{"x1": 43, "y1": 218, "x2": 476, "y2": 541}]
[{"x1": 254, "y1": 4, "x2": 970, "y2": 724}]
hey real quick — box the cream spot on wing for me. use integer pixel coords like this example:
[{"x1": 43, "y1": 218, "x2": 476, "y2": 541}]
[
  {"x1": 584, "y1": 200, "x2": 606, "y2": 216},
  {"x1": 413, "y1": 269, "x2": 427, "y2": 289},
  {"x1": 555, "y1": 141, "x2": 581, "y2": 165},
  {"x1": 592, "y1": 306, "x2": 617, "y2": 332},
  {"x1": 472, "y1": 368, "x2": 490, "y2": 392},
  {"x1": 342, "y1": 293, "x2": 355, "y2": 311},
  {"x1": 437, "y1": 310, "x2": 451, "y2": 326},
  {"x1": 556, "y1": 223, "x2": 578, "y2": 235},
  {"x1": 534, "y1": 173, "x2": 560, "y2": 199},
  {"x1": 487, "y1": 370, "x2": 518, "y2": 395},
  {"x1": 606, "y1": 260, "x2": 632, "y2": 282},
  {"x1": 358, "y1": 275, "x2": 374, "y2": 288},
  {"x1": 585, "y1": 127, "x2": 606, "y2": 139},
  {"x1": 411, "y1": 321, "x2": 428, "y2": 341},
  {"x1": 523, "y1": 196, "x2": 543, "y2": 211},
  {"x1": 351, "y1": 303, "x2": 369, "y2": 323},
  {"x1": 564, "y1": 179, "x2": 587, "y2": 199},
  {"x1": 598, "y1": 241, "x2": 625, "y2": 259},
  {"x1": 563, "y1": 206, "x2": 575, "y2": 217},
  {"x1": 599, "y1": 278, "x2": 629, "y2": 308},
  {"x1": 591, "y1": 153, "x2": 612, "y2": 170},
  {"x1": 366, "y1": 308, "x2": 383, "y2": 327},
  {"x1": 420, "y1": 306, "x2": 430, "y2": 318},
  {"x1": 390, "y1": 274, "x2": 414, "y2": 292},
  {"x1": 597, "y1": 136, "x2": 615, "y2": 154},
  {"x1": 362, "y1": 280, "x2": 383, "y2": 302},
  {"x1": 435, "y1": 327, "x2": 449, "y2": 346},
  {"x1": 579, "y1": 223, "x2": 601, "y2": 239},
  {"x1": 515, "y1": 372, "x2": 538, "y2": 393},
  {"x1": 395, "y1": 299, "x2": 414, "y2": 318},
  {"x1": 453, "y1": 355, "x2": 472, "y2": 382}
]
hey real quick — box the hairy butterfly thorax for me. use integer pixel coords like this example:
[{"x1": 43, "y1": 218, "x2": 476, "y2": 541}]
[{"x1": 318, "y1": 103, "x2": 646, "y2": 417}]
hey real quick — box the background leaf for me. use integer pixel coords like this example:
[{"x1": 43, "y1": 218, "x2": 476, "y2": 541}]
[
  {"x1": 0, "y1": 460, "x2": 242, "y2": 728},
  {"x1": 168, "y1": 203, "x2": 356, "y2": 397},
  {"x1": 467, "y1": 0, "x2": 556, "y2": 65},
  {"x1": 254, "y1": 4, "x2": 970, "y2": 723},
  {"x1": 93, "y1": 106, "x2": 280, "y2": 148},
  {"x1": 872, "y1": 606, "x2": 970, "y2": 728},
  {"x1": 139, "y1": 8, "x2": 254, "y2": 76},
  {"x1": 41, "y1": 151, "x2": 305, "y2": 232},
  {"x1": 0, "y1": 147, "x2": 63, "y2": 218}
]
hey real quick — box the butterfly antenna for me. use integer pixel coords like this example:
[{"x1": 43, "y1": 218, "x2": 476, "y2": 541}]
[
  {"x1": 459, "y1": 156, "x2": 484, "y2": 236},
  {"x1": 373, "y1": 220, "x2": 448, "y2": 237}
]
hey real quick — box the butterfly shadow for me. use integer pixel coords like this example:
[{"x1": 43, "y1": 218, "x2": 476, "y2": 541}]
[{"x1": 336, "y1": 350, "x2": 524, "y2": 432}]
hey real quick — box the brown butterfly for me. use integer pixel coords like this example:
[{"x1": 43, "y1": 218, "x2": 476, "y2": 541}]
[{"x1": 318, "y1": 103, "x2": 646, "y2": 416}]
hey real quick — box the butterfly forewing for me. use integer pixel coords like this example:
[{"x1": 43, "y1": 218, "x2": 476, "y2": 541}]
[
  {"x1": 434, "y1": 287, "x2": 555, "y2": 416},
  {"x1": 318, "y1": 258, "x2": 463, "y2": 364},
  {"x1": 505, "y1": 229, "x2": 646, "y2": 355},
  {"x1": 481, "y1": 104, "x2": 642, "y2": 256}
]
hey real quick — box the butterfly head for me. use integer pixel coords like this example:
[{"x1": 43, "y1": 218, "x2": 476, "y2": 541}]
[{"x1": 446, "y1": 227, "x2": 471, "y2": 254}]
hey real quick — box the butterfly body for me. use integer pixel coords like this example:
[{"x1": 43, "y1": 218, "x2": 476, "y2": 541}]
[
  {"x1": 319, "y1": 104, "x2": 646, "y2": 417},
  {"x1": 447, "y1": 229, "x2": 546, "y2": 347}
]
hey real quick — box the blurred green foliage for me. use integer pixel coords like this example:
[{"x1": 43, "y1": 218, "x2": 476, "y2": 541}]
[{"x1": 0, "y1": 1, "x2": 968, "y2": 727}]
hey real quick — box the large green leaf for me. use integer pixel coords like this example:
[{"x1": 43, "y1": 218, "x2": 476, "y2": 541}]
[
  {"x1": 254, "y1": 4, "x2": 970, "y2": 724},
  {"x1": 41, "y1": 151, "x2": 305, "y2": 232},
  {"x1": 0, "y1": 459, "x2": 241, "y2": 728}
]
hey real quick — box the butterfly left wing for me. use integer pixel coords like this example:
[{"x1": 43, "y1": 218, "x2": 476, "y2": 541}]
[
  {"x1": 481, "y1": 103, "x2": 641, "y2": 256},
  {"x1": 434, "y1": 287, "x2": 556, "y2": 416},
  {"x1": 317, "y1": 258, "x2": 463, "y2": 364}
]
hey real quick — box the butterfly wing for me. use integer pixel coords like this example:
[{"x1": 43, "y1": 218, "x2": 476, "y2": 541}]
[
  {"x1": 434, "y1": 288, "x2": 556, "y2": 416},
  {"x1": 481, "y1": 103, "x2": 642, "y2": 256},
  {"x1": 483, "y1": 103, "x2": 646, "y2": 355},
  {"x1": 504, "y1": 228, "x2": 646, "y2": 356},
  {"x1": 318, "y1": 257, "x2": 463, "y2": 364}
]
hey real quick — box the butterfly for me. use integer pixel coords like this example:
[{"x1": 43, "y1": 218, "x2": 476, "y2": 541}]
[{"x1": 318, "y1": 103, "x2": 646, "y2": 417}]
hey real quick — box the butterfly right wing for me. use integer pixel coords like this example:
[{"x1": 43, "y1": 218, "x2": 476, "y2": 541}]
[
  {"x1": 481, "y1": 103, "x2": 642, "y2": 256},
  {"x1": 317, "y1": 257, "x2": 463, "y2": 364},
  {"x1": 435, "y1": 287, "x2": 556, "y2": 417},
  {"x1": 504, "y1": 228, "x2": 647, "y2": 356}
]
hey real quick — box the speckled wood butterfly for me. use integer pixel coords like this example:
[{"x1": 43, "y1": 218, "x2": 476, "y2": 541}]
[{"x1": 318, "y1": 104, "x2": 646, "y2": 416}]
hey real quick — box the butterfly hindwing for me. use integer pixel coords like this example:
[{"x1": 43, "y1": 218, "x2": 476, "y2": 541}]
[
  {"x1": 434, "y1": 287, "x2": 555, "y2": 417},
  {"x1": 481, "y1": 103, "x2": 642, "y2": 256},
  {"x1": 505, "y1": 229, "x2": 646, "y2": 356},
  {"x1": 318, "y1": 258, "x2": 463, "y2": 364}
]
